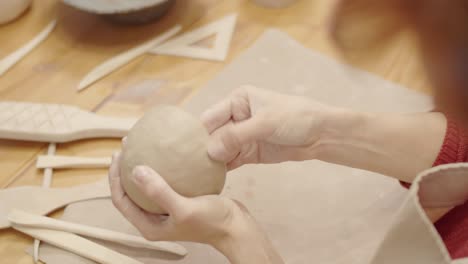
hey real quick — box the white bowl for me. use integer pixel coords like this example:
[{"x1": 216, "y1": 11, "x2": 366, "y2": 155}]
[
  {"x1": 0, "y1": 0, "x2": 32, "y2": 25},
  {"x1": 62, "y1": 0, "x2": 174, "y2": 25},
  {"x1": 252, "y1": 0, "x2": 298, "y2": 8}
]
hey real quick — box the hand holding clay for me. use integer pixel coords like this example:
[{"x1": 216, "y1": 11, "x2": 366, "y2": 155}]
[
  {"x1": 201, "y1": 85, "x2": 339, "y2": 169},
  {"x1": 109, "y1": 151, "x2": 251, "y2": 245},
  {"x1": 119, "y1": 105, "x2": 226, "y2": 214}
]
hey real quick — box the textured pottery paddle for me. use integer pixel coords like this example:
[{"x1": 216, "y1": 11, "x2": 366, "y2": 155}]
[{"x1": 0, "y1": 101, "x2": 136, "y2": 142}]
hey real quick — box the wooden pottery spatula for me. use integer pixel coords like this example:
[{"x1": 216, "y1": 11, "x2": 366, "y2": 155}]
[
  {"x1": 0, "y1": 20, "x2": 56, "y2": 77},
  {"x1": 8, "y1": 210, "x2": 187, "y2": 256},
  {"x1": 36, "y1": 155, "x2": 112, "y2": 169},
  {"x1": 0, "y1": 101, "x2": 137, "y2": 142},
  {"x1": 13, "y1": 225, "x2": 144, "y2": 264},
  {"x1": 78, "y1": 25, "x2": 181, "y2": 91},
  {"x1": 0, "y1": 178, "x2": 110, "y2": 229}
]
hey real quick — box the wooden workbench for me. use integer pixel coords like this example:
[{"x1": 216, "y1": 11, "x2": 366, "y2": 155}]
[{"x1": 0, "y1": 0, "x2": 431, "y2": 262}]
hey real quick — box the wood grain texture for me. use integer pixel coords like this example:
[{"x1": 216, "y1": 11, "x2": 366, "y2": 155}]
[{"x1": 0, "y1": 0, "x2": 432, "y2": 262}]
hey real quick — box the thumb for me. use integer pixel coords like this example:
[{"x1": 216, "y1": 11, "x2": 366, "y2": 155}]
[
  {"x1": 207, "y1": 116, "x2": 267, "y2": 162},
  {"x1": 132, "y1": 166, "x2": 184, "y2": 214}
]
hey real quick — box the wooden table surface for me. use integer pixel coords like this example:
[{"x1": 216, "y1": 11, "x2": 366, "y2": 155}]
[{"x1": 0, "y1": 0, "x2": 432, "y2": 262}]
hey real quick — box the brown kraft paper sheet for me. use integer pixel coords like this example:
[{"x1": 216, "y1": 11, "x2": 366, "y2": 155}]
[{"x1": 32, "y1": 29, "x2": 438, "y2": 263}]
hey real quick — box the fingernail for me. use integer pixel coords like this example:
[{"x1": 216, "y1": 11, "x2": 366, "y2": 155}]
[{"x1": 133, "y1": 166, "x2": 150, "y2": 183}]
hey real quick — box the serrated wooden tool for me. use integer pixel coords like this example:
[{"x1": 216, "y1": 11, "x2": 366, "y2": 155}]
[{"x1": 0, "y1": 101, "x2": 137, "y2": 143}]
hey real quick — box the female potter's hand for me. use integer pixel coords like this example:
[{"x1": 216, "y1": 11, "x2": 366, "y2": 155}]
[
  {"x1": 109, "y1": 152, "x2": 245, "y2": 245},
  {"x1": 201, "y1": 85, "x2": 339, "y2": 169},
  {"x1": 109, "y1": 138, "x2": 284, "y2": 263}
]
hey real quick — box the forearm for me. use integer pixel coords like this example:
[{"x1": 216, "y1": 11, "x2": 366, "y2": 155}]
[
  {"x1": 213, "y1": 212, "x2": 284, "y2": 264},
  {"x1": 311, "y1": 109, "x2": 447, "y2": 183}
]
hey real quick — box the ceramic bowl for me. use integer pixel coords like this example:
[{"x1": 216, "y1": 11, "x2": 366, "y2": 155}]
[
  {"x1": 251, "y1": 0, "x2": 298, "y2": 8},
  {"x1": 62, "y1": 0, "x2": 174, "y2": 25},
  {"x1": 0, "y1": 0, "x2": 32, "y2": 25}
]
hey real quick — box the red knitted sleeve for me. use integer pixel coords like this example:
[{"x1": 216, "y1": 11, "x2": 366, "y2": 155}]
[
  {"x1": 433, "y1": 117, "x2": 468, "y2": 166},
  {"x1": 400, "y1": 115, "x2": 468, "y2": 188}
]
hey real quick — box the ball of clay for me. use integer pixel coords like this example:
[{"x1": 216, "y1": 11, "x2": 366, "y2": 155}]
[
  {"x1": 0, "y1": 0, "x2": 32, "y2": 25},
  {"x1": 120, "y1": 105, "x2": 226, "y2": 214}
]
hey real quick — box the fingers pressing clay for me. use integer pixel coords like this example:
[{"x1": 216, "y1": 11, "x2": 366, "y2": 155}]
[
  {"x1": 132, "y1": 166, "x2": 184, "y2": 214},
  {"x1": 109, "y1": 157, "x2": 161, "y2": 237},
  {"x1": 201, "y1": 98, "x2": 233, "y2": 134},
  {"x1": 120, "y1": 105, "x2": 226, "y2": 214},
  {"x1": 207, "y1": 116, "x2": 267, "y2": 163}
]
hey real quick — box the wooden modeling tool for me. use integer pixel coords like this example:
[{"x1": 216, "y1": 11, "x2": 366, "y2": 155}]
[
  {"x1": 9, "y1": 210, "x2": 187, "y2": 256},
  {"x1": 77, "y1": 25, "x2": 181, "y2": 91},
  {"x1": 13, "y1": 225, "x2": 144, "y2": 264},
  {"x1": 150, "y1": 14, "x2": 237, "y2": 61},
  {"x1": 37, "y1": 155, "x2": 112, "y2": 169},
  {"x1": 0, "y1": 101, "x2": 137, "y2": 143},
  {"x1": 0, "y1": 20, "x2": 56, "y2": 76},
  {"x1": 33, "y1": 143, "x2": 56, "y2": 263},
  {"x1": 0, "y1": 179, "x2": 110, "y2": 229}
]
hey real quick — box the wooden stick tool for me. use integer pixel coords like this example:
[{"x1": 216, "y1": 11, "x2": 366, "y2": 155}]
[
  {"x1": 0, "y1": 178, "x2": 110, "y2": 229},
  {"x1": 13, "y1": 225, "x2": 144, "y2": 264},
  {"x1": 9, "y1": 210, "x2": 187, "y2": 256},
  {"x1": 37, "y1": 155, "x2": 112, "y2": 169},
  {"x1": 33, "y1": 143, "x2": 56, "y2": 262}
]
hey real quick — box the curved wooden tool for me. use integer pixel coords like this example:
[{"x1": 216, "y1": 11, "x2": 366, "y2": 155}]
[
  {"x1": 78, "y1": 25, "x2": 181, "y2": 91},
  {"x1": 0, "y1": 101, "x2": 137, "y2": 142},
  {"x1": 37, "y1": 155, "x2": 112, "y2": 169},
  {"x1": 0, "y1": 178, "x2": 110, "y2": 229},
  {"x1": 9, "y1": 210, "x2": 187, "y2": 256},
  {"x1": 13, "y1": 225, "x2": 143, "y2": 264},
  {"x1": 0, "y1": 20, "x2": 56, "y2": 77}
]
